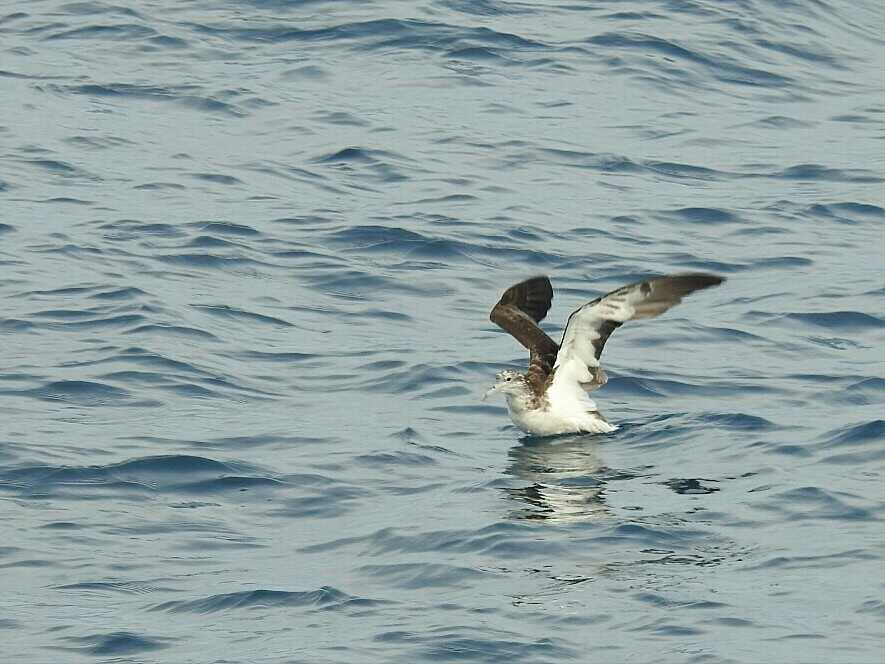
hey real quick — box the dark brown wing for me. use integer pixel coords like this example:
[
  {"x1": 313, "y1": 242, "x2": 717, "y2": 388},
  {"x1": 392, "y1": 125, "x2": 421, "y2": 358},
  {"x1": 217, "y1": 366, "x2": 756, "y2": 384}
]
[{"x1": 490, "y1": 277, "x2": 559, "y2": 395}]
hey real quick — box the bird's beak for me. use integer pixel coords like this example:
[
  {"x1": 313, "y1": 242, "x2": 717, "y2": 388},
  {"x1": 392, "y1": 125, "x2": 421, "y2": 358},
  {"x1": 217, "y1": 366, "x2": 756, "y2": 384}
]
[{"x1": 482, "y1": 386, "x2": 498, "y2": 401}]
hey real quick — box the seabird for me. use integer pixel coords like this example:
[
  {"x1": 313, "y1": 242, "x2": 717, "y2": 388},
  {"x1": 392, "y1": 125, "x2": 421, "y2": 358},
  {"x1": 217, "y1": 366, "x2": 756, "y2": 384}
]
[{"x1": 485, "y1": 273, "x2": 725, "y2": 436}]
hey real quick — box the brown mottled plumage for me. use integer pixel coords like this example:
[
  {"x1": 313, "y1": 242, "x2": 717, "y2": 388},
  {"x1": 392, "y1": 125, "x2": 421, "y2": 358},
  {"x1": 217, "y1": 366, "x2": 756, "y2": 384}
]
[{"x1": 489, "y1": 276, "x2": 558, "y2": 397}]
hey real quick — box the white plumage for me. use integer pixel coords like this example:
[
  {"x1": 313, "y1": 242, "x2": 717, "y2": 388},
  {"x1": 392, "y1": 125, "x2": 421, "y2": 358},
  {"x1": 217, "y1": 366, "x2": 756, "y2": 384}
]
[{"x1": 486, "y1": 273, "x2": 724, "y2": 436}]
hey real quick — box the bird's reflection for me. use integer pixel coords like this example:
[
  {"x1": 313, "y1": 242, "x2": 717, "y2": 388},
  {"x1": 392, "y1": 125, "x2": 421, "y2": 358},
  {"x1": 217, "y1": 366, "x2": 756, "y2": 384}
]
[{"x1": 504, "y1": 434, "x2": 625, "y2": 523}]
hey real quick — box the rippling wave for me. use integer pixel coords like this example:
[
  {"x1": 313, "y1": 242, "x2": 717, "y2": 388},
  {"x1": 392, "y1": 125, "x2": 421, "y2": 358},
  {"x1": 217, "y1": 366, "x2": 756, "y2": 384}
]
[{"x1": 2, "y1": 0, "x2": 884, "y2": 661}]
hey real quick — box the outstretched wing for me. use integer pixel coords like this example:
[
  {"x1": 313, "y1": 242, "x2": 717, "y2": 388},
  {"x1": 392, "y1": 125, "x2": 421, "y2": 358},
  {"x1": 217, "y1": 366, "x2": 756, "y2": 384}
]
[
  {"x1": 490, "y1": 276, "x2": 559, "y2": 395},
  {"x1": 551, "y1": 273, "x2": 725, "y2": 392}
]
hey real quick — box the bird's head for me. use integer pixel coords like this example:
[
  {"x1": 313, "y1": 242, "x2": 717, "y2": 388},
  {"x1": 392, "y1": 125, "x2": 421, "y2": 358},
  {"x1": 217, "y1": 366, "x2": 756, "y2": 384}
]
[{"x1": 483, "y1": 370, "x2": 530, "y2": 400}]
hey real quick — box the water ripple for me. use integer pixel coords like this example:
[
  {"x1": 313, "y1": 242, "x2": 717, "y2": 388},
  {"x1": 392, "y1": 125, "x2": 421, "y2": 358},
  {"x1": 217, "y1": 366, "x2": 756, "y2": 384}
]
[
  {"x1": 3, "y1": 0, "x2": 885, "y2": 661},
  {"x1": 0, "y1": 455, "x2": 284, "y2": 497},
  {"x1": 60, "y1": 631, "x2": 172, "y2": 656},
  {"x1": 153, "y1": 586, "x2": 382, "y2": 614}
]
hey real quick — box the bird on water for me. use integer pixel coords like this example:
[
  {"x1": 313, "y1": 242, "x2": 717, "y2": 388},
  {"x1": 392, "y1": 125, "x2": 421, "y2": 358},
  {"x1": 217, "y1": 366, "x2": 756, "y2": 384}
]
[{"x1": 485, "y1": 273, "x2": 725, "y2": 436}]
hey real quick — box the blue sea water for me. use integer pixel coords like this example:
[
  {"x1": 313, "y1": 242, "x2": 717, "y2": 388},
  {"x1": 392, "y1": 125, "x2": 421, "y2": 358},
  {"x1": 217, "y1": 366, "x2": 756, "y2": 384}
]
[{"x1": 1, "y1": 0, "x2": 884, "y2": 661}]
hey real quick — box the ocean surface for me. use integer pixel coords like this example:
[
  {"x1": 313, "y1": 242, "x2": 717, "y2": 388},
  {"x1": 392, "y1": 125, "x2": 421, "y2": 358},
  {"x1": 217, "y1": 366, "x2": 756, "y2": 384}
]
[{"x1": 2, "y1": 0, "x2": 884, "y2": 662}]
